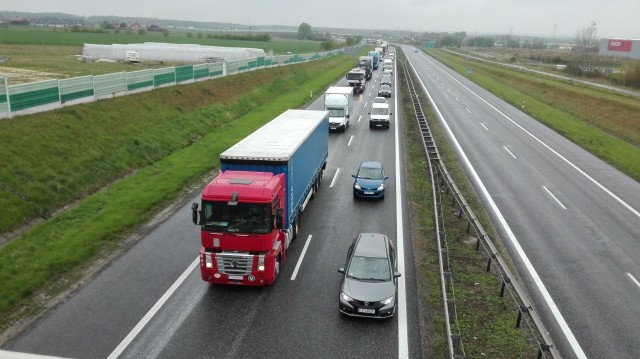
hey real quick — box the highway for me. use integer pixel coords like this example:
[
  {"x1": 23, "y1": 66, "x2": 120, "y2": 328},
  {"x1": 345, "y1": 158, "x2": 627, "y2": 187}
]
[
  {"x1": 3, "y1": 52, "x2": 424, "y2": 359},
  {"x1": 402, "y1": 45, "x2": 640, "y2": 359}
]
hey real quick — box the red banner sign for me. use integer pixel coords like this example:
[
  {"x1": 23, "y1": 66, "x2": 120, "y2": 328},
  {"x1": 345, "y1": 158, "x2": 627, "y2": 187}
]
[{"x1": 607, "y1": 40, "x2": 632, "y2": 52}]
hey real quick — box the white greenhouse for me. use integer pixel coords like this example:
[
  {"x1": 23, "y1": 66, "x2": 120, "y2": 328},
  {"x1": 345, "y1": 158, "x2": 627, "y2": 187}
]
[{"x1": 82, "y1": 42, "x2": 266, "y2": 63}]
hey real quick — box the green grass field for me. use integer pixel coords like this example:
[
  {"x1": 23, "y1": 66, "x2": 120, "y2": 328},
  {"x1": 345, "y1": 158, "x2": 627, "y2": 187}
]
[
  {"x1": 0, "y1": 55, "x2": 354, "y2": 330},
  {"x1": 0, "y1": 27, "x2": 321, "y2": 53}
]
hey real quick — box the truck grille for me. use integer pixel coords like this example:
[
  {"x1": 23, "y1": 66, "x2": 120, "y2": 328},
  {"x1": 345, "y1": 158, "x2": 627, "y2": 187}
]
[{"x1": 216, "y1": 254, "x2": 253, "y2": 275}]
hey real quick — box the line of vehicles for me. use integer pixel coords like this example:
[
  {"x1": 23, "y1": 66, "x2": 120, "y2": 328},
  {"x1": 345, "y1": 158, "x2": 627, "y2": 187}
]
[{"x1": 190, "y1": 45, "x2": 400, "y2": 319}]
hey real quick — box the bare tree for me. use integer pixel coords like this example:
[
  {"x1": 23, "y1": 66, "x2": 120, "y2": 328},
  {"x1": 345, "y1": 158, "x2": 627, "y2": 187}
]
[{"x1": 574, "y1": 21, "x2": 599, "y2": 72}]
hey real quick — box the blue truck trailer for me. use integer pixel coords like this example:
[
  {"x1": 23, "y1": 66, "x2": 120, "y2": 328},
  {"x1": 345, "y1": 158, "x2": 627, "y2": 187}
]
[
  {"x1": 192, "y1": 109, "x2": 329, "y2": 285},
  {"x1": 368, "y1": 50, "x2": 380, "y2": 69}
]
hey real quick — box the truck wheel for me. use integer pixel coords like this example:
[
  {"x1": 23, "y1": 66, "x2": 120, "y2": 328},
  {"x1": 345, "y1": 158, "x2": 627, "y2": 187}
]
[{"x1": 292, "y1": 218, "x2": 300, "y2": 240}]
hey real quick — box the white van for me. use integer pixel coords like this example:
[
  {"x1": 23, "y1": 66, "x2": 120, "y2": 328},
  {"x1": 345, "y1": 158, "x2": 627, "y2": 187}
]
[
  {"x1": 369, "y1": 102, "x2": 391, "y2": 130},
  {"x1": 125, "y1": 50, "x2": 140, "y2": 63}
]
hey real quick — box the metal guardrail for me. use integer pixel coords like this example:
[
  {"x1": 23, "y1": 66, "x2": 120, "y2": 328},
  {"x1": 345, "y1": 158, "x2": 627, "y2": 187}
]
[{"x1": 400, "y1": 49, "x2": 561, "y2": 359}]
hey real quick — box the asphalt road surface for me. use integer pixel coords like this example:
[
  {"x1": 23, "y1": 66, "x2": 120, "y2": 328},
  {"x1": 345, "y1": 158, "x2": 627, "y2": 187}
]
[
  {"x1": 403, "y1": 45, "x2": 640, "y2": 359},
  {"x1": 3, "y1": 52, "x2": 424, "y2": 359}
]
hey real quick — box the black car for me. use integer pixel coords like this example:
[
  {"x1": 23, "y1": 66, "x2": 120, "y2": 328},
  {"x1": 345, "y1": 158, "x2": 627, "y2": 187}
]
[
  {"x1": 378, "y1": 84, "x2": 392, "y2": 98},
  {"x1": 380, "y1": 75, "x2": 392, "y2": 87},
  {"x1": 338, "y1": 233, "x2": 401, "y2": 318}
]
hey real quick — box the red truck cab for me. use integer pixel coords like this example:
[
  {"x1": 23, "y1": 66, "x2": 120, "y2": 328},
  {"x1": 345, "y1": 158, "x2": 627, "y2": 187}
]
[{"x1": 195, "y1": 170, "x2": 287, "y2": 285}]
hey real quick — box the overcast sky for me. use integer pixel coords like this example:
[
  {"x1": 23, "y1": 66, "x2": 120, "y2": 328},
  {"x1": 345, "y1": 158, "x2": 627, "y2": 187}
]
[{"x1": 5, "y1": 0, "x2": 640, "y2": 39}]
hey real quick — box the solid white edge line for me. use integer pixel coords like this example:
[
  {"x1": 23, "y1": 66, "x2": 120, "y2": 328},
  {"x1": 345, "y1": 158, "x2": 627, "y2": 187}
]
[
  {"x1": 329, "y1": 168, "x2": 340, "y2": 188},
  {"x1": 503, "y1": 146, "x2": 517, "y2": 159},
  {"x1": 394, "y1": 59, "x2": 409, "y2": 359},
  {"x1": 0, "y1": 350, "x2": 71, "y2": 359},
  {"x1": 480, "y1": 123, "x2": 489, "y2": 131},
  {"x1": 542, "y1": 186, "x2": 568, "y2": 210},
  {"x1": 410, "y1": 54, "x2": 588, "y2": 359},
  {"x1": 107, "y1": 257, "x2": 199, "y2": 359},
  {"x1": 347, "y1": 135, "x2": 354, "y2": 147},
  {"x1": 290, "y1": 235, "x2": 313, "y2": 280},
  {"x1": 627, "y1": 273, "x2": 640, "y2": 289}
]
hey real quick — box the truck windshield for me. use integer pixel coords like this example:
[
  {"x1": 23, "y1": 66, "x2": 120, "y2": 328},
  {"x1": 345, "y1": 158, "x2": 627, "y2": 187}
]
[
  {"x1": 347, "y1": 73, "x2": 364, "y2": 80},
  {"x1": 327, "y1": 108, "x2": 345, "y2": 117},
  {"x1": 202, "y1": 201, "x2": 272, "y2": 234}
]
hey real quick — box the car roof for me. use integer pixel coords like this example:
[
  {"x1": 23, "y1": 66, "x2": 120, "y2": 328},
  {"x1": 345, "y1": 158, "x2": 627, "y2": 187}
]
[
  {"x1": 371, "y1": 102, "x2": 389, "y2": 109},
  {"x1": 359, "y1": 160, "x2": 383, "y2": 169},
  {"x1": 353, "y1": 233, "x2": 389, "y2": 258}
]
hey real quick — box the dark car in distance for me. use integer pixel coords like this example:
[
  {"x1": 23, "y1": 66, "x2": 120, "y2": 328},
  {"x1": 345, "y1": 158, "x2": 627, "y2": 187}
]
[
  {"x1": 378, "y1": 84, "x2": 392, "y2": 98},
  {"x1": 339, "y1": 233, "x2": 401, "y2": 318},
  {"x1": 352, "y1": 161, "x2": 388, "y2": 199}
]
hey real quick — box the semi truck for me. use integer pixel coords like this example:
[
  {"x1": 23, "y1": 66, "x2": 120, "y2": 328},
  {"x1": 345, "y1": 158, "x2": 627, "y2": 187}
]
[
  {"x1": 346, "y1": 67, "x2": 366, "y2": 94},
  {"x1": 367, "y1": 50, "x2": 380, "y2": 69},
  {"x1": 324, "y1": 86, "x2": 353, "y2": 132},
  {"x1": 357, "y1": 56, "x2": 373, "y2": 80},
  {"x1": 191, "y1": 109, "x2": 329, "y2": 286}
]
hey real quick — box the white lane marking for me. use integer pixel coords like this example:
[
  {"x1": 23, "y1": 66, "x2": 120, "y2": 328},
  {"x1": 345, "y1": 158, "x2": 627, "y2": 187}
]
[
  {"x1": 627, "y1": 273, "x2": 640, "y2": 289},
  {"x1": 480, "y1": 123, "x2": 489, "y2": 131},
  {"x1": 363, "y1": 102, "x2": 368, "y2": 108},
  {"x1": 455, "y1": 97, "x2": 460, "y2": 102},
  {"x1": 466, "y1": 108, "x2": 471, "y2": 114},
  {"x1": 330, "y1": 168, "x2": 340, "y2": 188},
  {"x1": 347, "y1": 135, "x2": 354, "y2": 147},
  {"x1": 447, "y1": 89, "x2": 452, "y2": 93},
  {"x1": 290, "y1": 235, "x2": 313, "y2": 280},
  {"x1": 0, "y1": 350, "x2": 71, "y2": 359},
  {"x1": 107, "y1": 257, "x2": 199, "y2": 359},
  {"x1": 543, "y1": 186, "x2": 568, "y2": 210},
  {"x1": 434, "y1": 55, "x2": 640, "y2": 221},
  {"x1": 393, "y1": 67, "x2": 409, "y2": 359},
  {"x1": 503, "y1": 146, "x2": 517, "y2": 159},
  {"x1": 357, "y1": 115, "x2": 362, "y2": 123},
  {"x1": 408, "y1": 58, "x2": 587, "y2": 359}
]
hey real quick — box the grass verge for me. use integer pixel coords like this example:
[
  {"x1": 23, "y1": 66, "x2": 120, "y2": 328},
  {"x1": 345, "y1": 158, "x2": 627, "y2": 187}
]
[
  {"x1": 427, "y1": 49, "x2": 640, "y2": 181},
  {"x1": 399, "y1": 50, "x2": 539, "y2": 358},
  {"x1": 0, "y1": 55, "x2": 354, "y2": 333}
]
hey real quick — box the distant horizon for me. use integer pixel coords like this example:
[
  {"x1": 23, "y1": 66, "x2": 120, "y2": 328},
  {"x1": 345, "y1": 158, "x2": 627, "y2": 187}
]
[{"x1": 1, "y1": 5, "x2": 638, "y2": 40}]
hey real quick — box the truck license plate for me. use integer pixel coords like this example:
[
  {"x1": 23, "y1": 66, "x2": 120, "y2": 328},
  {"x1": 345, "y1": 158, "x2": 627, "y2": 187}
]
[
  {"x1": 228, "y1": 275, "x2": 243, "y2": 280},
  {"x1": 357, "y1": 308, "x2": 375, "y2": 314}
]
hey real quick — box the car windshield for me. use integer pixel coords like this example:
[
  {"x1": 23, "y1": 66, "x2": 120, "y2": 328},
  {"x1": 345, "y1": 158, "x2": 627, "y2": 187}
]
[
  {"x1": 201, "y1": 201, "x2": 272, "y2": 234},
  {"x1": 358, "y1": 166, "x2": 383, "y2": 179},
  {"x1": 347, "y1": 255, "x2": 391, "y2": 281},
  {"x1": 371, "y1": 107, "x2": 388, "y2": 115}
]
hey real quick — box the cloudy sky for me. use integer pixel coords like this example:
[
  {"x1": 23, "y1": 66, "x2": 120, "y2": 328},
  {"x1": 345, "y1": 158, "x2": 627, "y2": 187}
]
[{"x1": 4, "y1": 0, "x2": 640, "y2": 38}]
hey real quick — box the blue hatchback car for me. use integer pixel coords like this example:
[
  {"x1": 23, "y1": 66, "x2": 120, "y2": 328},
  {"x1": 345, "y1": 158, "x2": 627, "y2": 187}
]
[{"x1": 352, "y1": 161, "x2": 389, "y2": 200}]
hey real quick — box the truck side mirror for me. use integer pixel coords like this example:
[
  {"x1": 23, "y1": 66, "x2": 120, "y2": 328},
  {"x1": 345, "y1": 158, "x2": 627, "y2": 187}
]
[{"x1": 191, "y1": 202, "x2": 200, "y2": 225}]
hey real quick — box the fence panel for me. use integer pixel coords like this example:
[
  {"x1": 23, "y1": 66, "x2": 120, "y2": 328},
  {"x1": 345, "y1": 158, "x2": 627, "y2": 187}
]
[
  {"x1": 127, "y1": 69, "x2": 154, "y2": 92},
  {"x1": 193, "y1": 64, "x2": 209, "y2": 81},
  {"x1": 59, "y1": 76, "x2": 94, "y2": 104},
  {"x1": 8, "y1": 79, "x2": 60, "y2": 113},
  {"x1": 208, "y1": 63, "x2": 224, "y2": 78},
  {"x1": 153, "y1": 67, "x2": 176, "y2": 88},
  {"x1": 0, "y1": 77, "x2": 8, "y2": 119},
  {"x1": 175, "y1": 65, "x2": 194, "y2": 84},
  {"x1": 94, "y1": 73, "x2": 127, "y2": 99}
]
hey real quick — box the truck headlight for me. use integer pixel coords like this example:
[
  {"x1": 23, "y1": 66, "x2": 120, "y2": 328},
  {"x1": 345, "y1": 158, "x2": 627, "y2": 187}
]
[
  {"x1": 341, "y1": 292, "x2": 353, "y2": 302},
  {"x1": 205, "y1": 254, "x2": 213, "y2": 268},
  {"x1": 258, "y1": 255, "x2": 265, "y2": 271},
  {"x1": 380, "y1": 296, "x2": 394, "y2": 305}
]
